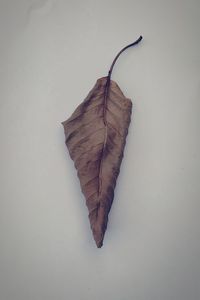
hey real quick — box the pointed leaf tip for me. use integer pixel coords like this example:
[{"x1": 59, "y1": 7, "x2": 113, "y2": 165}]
[
  {"x1": 92, "y1": 222, "x2": 105, "y2": 248},
  {"x1": 96, "y1": 239, "x2": 103, "y2": 248}
]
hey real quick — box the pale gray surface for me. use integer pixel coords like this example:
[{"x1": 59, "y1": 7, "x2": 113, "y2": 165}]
[{"x1": 0, "y1": 0, "x2": 200, "y2": 299}]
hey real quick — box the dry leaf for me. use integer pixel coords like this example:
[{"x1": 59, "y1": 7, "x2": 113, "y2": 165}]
[{"x1": 61, "y1": 36, "x2": 143, "y2": 248}]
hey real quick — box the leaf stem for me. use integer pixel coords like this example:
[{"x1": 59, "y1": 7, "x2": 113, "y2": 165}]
[{"x1": 108, "y1": 35, "x2": 143, "y2": 79}]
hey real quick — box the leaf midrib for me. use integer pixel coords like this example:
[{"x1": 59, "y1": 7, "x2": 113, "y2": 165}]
[{"x1": 97, "y1": 78, "x2": 110, "y2": 197}]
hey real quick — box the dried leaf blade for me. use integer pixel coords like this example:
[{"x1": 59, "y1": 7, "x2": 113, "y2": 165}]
[{"x1": 62, "y1": 77, "x2": 132, "y2": 247}]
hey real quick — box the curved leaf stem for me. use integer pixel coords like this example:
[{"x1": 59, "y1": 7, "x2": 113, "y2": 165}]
[{"x1": 108, "y1": 35, "x2": 143, "y2": 79}]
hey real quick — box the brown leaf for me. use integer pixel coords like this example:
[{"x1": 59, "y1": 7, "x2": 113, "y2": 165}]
[
  {"x1": 62, "y1": 77, "x2": 132, "y2": 247},
  {"x1": 61, "y1": 36, "x2": 143, "y2": 248}
]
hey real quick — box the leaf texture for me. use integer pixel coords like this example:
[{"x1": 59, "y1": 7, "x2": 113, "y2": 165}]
[{"x1": 62, "y1": 77, "x2": 132, "y2": 247}]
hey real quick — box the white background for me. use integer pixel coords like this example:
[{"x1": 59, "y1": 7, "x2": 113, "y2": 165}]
[{"x1": 0, "y1": 1, "x2": 200, "y2": 299}]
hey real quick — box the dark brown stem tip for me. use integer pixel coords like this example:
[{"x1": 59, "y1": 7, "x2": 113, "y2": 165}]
[
  {"x1": 125, "y1": 35, "x2": 143, "y2": 51},
  {"x1": 138, "y1": 35, "x2": 143, "y2": 41}
]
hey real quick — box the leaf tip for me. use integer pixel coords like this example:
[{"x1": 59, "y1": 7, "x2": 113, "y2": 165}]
[
  {"x1": 92, "y1": 223, "x2": 106, "y2": 249},
  {"x1": 95, "y1": 238, "x2": 104, "y2": 248}
]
